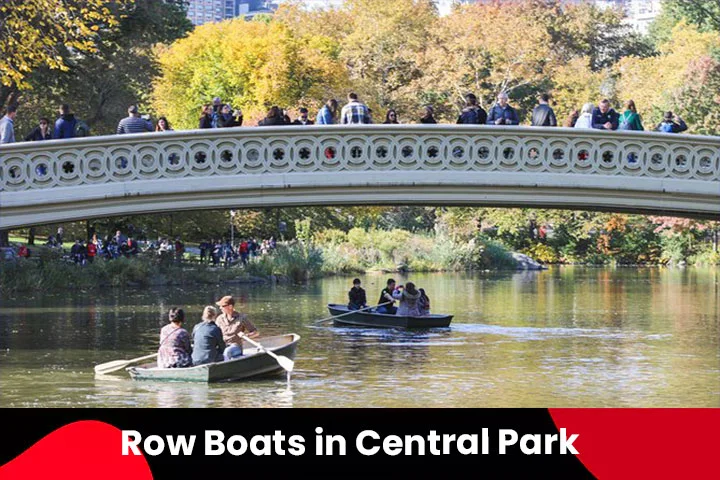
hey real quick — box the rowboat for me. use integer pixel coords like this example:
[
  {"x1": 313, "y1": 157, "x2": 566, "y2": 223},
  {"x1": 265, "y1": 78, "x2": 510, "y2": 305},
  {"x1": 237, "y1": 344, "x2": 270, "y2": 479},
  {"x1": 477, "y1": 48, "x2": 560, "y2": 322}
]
[
  {"x1": 327, "y1": 304, "x2": 453, "y2": 328},
  {"x1": 127, "y1": 334, "x2": 300, "y2": 382}
]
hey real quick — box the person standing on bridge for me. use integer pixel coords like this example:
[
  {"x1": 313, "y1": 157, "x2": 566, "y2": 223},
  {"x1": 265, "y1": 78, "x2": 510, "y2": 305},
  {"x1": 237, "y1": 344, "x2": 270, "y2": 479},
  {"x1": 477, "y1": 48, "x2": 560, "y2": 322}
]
[
  {"x1": 217, "y1": 104, "x2": 243, "y2": 128},
  {"x1": 574, "y1": 103, "x2": 595, "y2": 129},
  {"x1": 531, "y1": 94, "x2": 557, "y2": 127},
  {"x1": 258, "y1": 106, "x2": 287, "y2": 126},
  {"x1": 341, "y1": 93, "x2": 372, "y2": 125},
  {"x1": 117, "y1": 105, "x2": 153, "y2": 134},
  {"x1": 54, "y1": 104, "x2": 78, "y2": 139},
  {"x1": 155, "y1": 117, "x2": 173, "y2": 132},
  {"x1": 487, "y1": 92, "x2": 520, "y2": 126},
  {"x1": 618, "y1": 100, "x2": 644, "y2": 131},
  {"x1": 292, "y1": 107, "x2": 314, "y2": 126},
  {"x1": 457, "y1": 93, "x2": 487, "y2": 125},
  {"x1": 655, "y1": 111, "x2": 688, "y2": 134},
  {"x1": 0, "y1": 104, "x2": 17, "y2": 144},
  {"x1": 383, "y1": 109, "x2": 400, "y2": 124},
  {"x1": 420, "y1": 106, "x2": 437, "y2": 124},
  {"x1": 24, "y1": 117, "x2": 52, "y2": 141},
  {"x1": 317, "y1": 99, "x2": 338, "y2": 125},
  {"x1": 591, "y1": 99, "x2": 619, "y2": 130},
  {"x1": 199, "y1": 104, "x2": 214, "y2": 129}
]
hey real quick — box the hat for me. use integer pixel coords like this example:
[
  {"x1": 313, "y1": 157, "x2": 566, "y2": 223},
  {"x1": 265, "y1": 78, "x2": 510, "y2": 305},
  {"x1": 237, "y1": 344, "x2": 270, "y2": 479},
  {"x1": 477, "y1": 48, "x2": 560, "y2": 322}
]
[
  {"x1": 216, "y1": 295, "x2": 235, "y2": 307},
  {"x1": 202, "y1": 306, "x2": 217, "y2": 321}
]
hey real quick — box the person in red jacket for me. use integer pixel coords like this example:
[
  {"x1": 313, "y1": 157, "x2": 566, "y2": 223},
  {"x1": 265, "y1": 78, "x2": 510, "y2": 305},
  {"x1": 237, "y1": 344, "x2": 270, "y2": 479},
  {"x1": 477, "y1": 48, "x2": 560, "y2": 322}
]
[
  {"x1": 239, "y1": 240, "x2": 249, "y2": 265},
  {"x1": 86, "y1": 241, "x2": 97, "y2": 263}
]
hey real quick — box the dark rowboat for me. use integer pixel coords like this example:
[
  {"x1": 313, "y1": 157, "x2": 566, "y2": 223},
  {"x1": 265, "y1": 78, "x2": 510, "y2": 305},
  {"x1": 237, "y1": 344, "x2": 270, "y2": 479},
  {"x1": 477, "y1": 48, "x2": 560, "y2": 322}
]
[
  {"x1": 327, "y1": 304, "x2": 453, "y2": 329},
  {"x1": 127, "y1": 334, "x2": 300, "y2": 382}
]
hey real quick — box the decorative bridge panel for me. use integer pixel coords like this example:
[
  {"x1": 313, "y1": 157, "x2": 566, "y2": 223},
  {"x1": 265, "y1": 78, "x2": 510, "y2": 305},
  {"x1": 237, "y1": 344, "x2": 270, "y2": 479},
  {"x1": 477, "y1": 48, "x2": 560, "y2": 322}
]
[
  {"x1": 1, "y1": 125, "x2": 718, "y2": 227},
  {"x1": 1, "y1": 126, "x2": 718, "y2": 190}
]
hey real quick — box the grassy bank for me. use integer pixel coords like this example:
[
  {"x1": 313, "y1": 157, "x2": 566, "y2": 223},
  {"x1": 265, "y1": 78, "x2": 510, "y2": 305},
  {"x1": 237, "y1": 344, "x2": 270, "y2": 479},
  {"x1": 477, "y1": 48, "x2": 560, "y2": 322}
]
[{"x1": 1, "y1": 232, "x2": 518, "y2": 293}]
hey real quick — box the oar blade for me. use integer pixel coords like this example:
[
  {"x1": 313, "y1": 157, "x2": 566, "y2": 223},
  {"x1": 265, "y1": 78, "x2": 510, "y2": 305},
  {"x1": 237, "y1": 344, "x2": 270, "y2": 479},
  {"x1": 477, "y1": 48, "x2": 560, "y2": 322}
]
[
  {"x1": 276, "y1": 355, "x2": 295, "y2": 373},
  {"x1": 94, "y1": 360, "x2": 128, "y2": 374}
]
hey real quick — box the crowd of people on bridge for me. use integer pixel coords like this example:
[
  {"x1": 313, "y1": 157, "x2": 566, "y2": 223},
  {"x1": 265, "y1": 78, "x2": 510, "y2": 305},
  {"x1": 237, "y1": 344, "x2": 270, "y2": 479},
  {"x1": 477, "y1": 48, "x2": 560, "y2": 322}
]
[{"x1": 0, "y1": 91, "x2": 695, "y2": 146}]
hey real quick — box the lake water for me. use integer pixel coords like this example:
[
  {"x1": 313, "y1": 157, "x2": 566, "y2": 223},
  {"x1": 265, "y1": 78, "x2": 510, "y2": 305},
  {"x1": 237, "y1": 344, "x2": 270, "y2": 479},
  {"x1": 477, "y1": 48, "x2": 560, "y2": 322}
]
[{"x1": 1, "y1": 267, "x2": 718, "y2": 408}]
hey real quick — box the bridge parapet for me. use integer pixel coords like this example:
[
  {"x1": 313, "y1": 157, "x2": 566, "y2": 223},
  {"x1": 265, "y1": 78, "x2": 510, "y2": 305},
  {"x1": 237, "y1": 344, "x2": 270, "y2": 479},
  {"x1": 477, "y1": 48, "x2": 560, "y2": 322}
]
[
  {"x1": 1, "y1": 125, "x2": 718, "y2": 190},
  {"x1": 1, "y1": 125, "x2": 718, "y2": 228}
]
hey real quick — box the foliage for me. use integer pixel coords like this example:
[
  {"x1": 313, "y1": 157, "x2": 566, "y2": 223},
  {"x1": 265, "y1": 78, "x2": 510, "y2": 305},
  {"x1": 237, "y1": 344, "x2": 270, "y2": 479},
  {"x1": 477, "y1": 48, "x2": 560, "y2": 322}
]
[
  {"x1": 11, "y1": 0, "x2": 192, "y2": 136},
  {"x1": 0, "y1": 0, "x2": 128, "y2": 99},
  {"x1": 664, "y1": 0, "x2": 720, "y2": 33},
  {"x1": 614, "y1": 21, "x2": 720, "y2": 133},
  {"x1": 153, "y1": 16, "x2": 348, "y2": 128}
]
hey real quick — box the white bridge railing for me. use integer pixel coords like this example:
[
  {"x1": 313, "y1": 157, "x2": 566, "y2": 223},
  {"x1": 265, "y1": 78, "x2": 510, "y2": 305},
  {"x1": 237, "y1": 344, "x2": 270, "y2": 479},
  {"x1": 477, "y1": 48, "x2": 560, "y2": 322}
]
[{"x1": 0, "y1": 125, "x2": 718, "y2": 227}]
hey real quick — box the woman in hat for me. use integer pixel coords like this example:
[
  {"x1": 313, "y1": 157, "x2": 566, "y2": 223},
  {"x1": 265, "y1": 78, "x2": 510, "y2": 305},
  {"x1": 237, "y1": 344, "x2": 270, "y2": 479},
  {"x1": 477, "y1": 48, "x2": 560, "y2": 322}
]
[
  {"x1": 192, "y1": 306, "x2": 225, "y2": 365},
  {"x1": 157, "y1": 308, "x2": 193, "y2": 368},
  {"x1": 215, "y1": 295, "x2": 259, "y2": 361}
]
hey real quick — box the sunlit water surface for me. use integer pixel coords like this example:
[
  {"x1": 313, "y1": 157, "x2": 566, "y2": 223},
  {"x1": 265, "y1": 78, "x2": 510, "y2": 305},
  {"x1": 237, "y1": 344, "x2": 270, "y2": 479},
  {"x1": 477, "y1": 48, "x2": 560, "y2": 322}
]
[{"x1": 1, "y1": 267, "x2": 718, "y2": 407}]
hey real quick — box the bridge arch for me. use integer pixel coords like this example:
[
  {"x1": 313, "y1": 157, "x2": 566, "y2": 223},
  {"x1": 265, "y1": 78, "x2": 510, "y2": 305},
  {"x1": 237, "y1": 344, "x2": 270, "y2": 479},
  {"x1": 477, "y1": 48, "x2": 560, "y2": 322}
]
[{"x1": 1, "y1": 125, "x2": 718, "y2": 229}]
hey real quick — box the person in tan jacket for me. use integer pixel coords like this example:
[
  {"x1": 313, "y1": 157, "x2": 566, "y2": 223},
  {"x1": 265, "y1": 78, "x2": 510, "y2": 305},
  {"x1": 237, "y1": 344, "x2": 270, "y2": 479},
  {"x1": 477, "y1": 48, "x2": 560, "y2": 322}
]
[{"x1": 215, "y1": 295, "x2": 259, "y2": 360}]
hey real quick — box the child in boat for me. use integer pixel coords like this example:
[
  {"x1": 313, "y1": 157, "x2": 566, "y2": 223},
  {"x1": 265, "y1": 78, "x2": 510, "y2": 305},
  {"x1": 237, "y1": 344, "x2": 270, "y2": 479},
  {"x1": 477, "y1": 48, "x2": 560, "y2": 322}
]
[
  {"x1": 392, "y1": 282, "x2": 422, "y2": 316},
  {"x1": 157, "y1": 308, "x2": 193, "y2": 368},
  {"x1": 192, "y1": 306, "x2": 226, "y2": 365},
  {"x1": 348, "y1": 278, "x2": 368, "y2": 310}
]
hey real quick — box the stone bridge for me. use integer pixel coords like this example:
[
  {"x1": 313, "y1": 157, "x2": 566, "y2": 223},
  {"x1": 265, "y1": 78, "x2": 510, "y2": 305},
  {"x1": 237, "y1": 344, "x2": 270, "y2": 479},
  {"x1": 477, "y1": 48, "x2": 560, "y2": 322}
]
[{"x1": 0, "y1": 125, "x2": 718, "y2": 229}]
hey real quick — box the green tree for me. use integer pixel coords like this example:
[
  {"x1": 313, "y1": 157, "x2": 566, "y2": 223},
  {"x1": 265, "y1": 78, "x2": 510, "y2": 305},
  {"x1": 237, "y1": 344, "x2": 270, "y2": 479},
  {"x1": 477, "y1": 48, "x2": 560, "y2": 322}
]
[
  {"x1": 665, "y1": 0, "x2": 720, "y2": 33},
  {"x1": 12, "y1": 0, "x2": 191, "y2": 135},
  {"x1": 0, "y1": 0, "x2": 130, "y2": 107}
]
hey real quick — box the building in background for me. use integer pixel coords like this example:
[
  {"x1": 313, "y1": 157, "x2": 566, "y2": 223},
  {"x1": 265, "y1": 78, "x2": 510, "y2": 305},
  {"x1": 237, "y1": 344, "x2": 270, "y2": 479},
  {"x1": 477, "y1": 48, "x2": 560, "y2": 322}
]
[
  {"x1": 185, "y1": 0, "x2": 662, "y2": 31},
  {"x1": 186, "y1": 0, "x2": 270, "y2": 25}
]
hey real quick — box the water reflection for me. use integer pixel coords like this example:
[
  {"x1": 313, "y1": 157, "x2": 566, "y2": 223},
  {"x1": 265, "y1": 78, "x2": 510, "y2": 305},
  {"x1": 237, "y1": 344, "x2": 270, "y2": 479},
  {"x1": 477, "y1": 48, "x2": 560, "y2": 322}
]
[{"x1": 1, "y1": 267, "x2": 718, "y2": 407}]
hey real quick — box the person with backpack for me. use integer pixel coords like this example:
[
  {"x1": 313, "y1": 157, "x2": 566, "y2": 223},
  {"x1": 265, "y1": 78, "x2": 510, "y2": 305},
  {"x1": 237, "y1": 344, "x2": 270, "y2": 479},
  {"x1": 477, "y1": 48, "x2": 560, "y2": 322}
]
[
  {"x1": 456, "y1": 93, "x2": 488, "y2": 125},
  {"x1": 591, "y1": 99, "x2": 619, "y2": 130},
  {"x1": 487, "y1": 92, "x2": 520, "y2": 125},
  {"x1": 618, "y1": 100, "x2": 644, "y2": 131},
  {"x1": 54, "y1": 104, "x2": 78, "y2": 139},
  {"x1": 655, "y1": 111, "x2": 688, "y2": 134},
  {"x1": 531, "y1": 93, "x2": 557, "y2": 127}
]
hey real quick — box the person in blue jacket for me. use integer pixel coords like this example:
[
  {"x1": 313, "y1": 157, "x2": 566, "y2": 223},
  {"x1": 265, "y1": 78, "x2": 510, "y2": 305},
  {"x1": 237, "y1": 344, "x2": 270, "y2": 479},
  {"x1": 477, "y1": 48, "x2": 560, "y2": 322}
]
[
  {"x1": 54, "y1": 104, "x2": 78, "y2": 139},
  {"x1": 487, "y1": 92, "x2": 520, "y2": 125}
]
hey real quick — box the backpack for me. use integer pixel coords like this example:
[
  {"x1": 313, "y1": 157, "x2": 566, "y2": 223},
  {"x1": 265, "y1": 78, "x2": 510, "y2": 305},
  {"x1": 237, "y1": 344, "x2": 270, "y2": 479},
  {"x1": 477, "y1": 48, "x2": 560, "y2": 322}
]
[
  {"x1": 659, "y1": 122, "x2": 674, "y2": 133},
  {"x1": 74, "y1": 120, "x2": 90, "y2": 137},
  {"x1": 618, "y1": 113, "x2": 634, "y2": 131}
]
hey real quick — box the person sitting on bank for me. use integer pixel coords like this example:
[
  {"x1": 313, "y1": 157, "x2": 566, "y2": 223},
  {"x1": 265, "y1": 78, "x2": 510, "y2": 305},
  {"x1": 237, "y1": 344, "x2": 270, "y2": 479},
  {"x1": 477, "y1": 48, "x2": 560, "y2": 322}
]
[
  {"x1": 392, "y1": 282, "x2": 422, "y2": 316},
  {"x1": 215, "y1": 295, "x2": 259, "y2": 361},
  {"x1": 418, "y1": 288, "x2": 431, "y2": 316},
  {"x1": 376, "y1": 278, "x2": 398, "y2": 315},
  {"x1": 192, "y1": 306, "x2": 226, "y2": 365},
  {"x1": 348, "y1": 278, "x2": 367, "y2": 310},
  {"x1": 157, "y1": 308, "x2": 193, "y2": 368}
]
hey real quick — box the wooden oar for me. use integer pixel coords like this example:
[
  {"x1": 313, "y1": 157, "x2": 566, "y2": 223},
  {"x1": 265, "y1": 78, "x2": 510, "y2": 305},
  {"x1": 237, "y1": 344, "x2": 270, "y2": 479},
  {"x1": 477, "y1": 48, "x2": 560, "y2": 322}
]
[
  {"x1": 94, "y1": 353, "x2": 158, "y2": 375},
  {"x1": 240, "y1": 335, "x2": 294, "y2": 373},
  {"x1": 313, "y1": 302, "x2": 391, "y2": 325}
]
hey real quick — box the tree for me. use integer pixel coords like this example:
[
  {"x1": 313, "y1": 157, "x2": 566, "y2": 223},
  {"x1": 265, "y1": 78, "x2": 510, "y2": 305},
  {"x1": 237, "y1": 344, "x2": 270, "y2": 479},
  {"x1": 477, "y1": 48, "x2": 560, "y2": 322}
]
[
  {"x1": 0, "y1": 0, "x2": 130, "y2": 107},
  {"x1": 614, "y1": 21, "x2": 720, "y2": 131},
  {"x1": 152, "y1": 16, "x2": 348, "y2": 128},
  {"x1": 665, "y1": 0, "x2": 720, "y2": 33},
  {"x1": 11, "y1": 0, "x2": 192, "y2": 135}
]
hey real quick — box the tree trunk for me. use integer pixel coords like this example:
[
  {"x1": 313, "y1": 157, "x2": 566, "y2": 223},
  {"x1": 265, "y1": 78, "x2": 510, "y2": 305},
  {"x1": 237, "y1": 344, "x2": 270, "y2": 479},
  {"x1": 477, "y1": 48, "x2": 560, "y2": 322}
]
[{"x1": 0, "y1": 230, "x2": 9, "y2": 247}]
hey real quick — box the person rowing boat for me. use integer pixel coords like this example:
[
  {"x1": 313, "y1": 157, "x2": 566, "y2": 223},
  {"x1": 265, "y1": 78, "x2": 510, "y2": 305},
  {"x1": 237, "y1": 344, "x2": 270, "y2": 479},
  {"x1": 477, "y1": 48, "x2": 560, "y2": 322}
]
[{"x1": 215, "y1": 295, "x2": 259, "y2": 361}]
